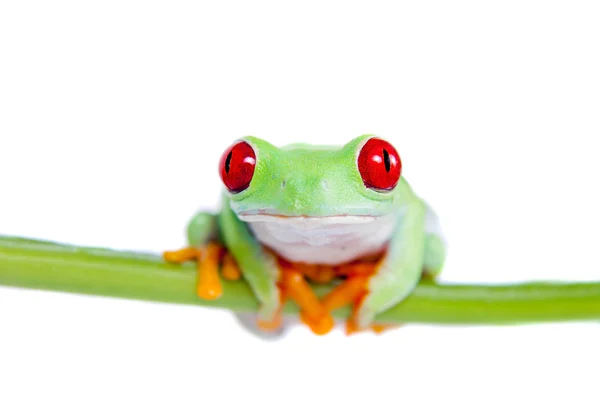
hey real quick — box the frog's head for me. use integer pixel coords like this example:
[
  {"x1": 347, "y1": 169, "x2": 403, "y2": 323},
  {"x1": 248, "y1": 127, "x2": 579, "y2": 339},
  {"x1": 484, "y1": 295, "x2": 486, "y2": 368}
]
[{"x1": 218, "y1": 135, "x2": 407, "y2": 222}]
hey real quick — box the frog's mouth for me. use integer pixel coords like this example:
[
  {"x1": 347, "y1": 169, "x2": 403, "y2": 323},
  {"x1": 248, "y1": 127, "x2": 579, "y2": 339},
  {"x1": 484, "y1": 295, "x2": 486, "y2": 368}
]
[{"x1": 237, "y1": 212, "x2": 379, "y2": 224}]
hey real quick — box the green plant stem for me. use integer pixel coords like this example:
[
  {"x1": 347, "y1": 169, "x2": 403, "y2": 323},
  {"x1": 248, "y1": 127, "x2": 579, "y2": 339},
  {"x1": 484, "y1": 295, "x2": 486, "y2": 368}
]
[{"x1": 0, "y1": 235, "x2": 599, "y2": 324}]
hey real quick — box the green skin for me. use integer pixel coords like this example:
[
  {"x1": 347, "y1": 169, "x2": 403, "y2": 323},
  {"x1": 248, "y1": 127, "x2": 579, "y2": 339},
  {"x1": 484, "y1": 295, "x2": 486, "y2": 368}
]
[{"x1": 187, "y1": 135, "x2": 446, "y2": 331}]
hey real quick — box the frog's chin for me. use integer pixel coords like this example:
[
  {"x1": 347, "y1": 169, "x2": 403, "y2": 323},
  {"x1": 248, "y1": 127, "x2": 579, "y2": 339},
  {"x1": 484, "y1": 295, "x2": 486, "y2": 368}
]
[{"x1": 237, "y1": 211, "x2": 398, "y2": 261}]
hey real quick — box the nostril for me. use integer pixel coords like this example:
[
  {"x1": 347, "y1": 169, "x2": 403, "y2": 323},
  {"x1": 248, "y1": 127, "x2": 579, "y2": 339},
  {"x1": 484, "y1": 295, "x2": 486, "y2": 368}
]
[
  {"x1": 321, "y1": 180, "x2": 328, "y2": 191},
  {"x1": 281, "y1": 180, "x2": 286, "y2": 189}
]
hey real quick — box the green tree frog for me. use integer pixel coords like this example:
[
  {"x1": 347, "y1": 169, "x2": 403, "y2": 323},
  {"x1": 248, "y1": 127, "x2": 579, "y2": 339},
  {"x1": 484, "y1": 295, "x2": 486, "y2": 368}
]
[{"x1": 164, "y1": 135, "x2": 447, "y2": 336}]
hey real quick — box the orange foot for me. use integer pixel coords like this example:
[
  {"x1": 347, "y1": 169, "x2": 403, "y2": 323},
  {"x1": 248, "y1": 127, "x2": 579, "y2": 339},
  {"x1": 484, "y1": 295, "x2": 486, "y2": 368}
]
[
  {"x1": 163, "y1": 242, "x2": 242, "y2": 300},
  {"x1": 322, "y1": 260, "x2": 402, "y2": 336},
  {"x1": 276, "y1": 258, "x2": 336, "y2": 335}
]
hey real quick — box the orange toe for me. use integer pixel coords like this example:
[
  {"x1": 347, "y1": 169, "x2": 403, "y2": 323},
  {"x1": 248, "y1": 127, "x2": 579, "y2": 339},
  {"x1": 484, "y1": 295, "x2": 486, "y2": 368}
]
[
  {"x1": 257, "y1": 312, "x2": 283, "y2": 331},
  {"x1": 322, "y1": 275, "x2": 368, "y2": 312},
  {"x1": 163, "y1": 247, "x2": 200, "y2": 264},
  {"x1": 221, "y1": 253, "x2": 242, "y2": 281},
  {"x1": 196, "y1": 242, "x2": 223, "y2": 300},
  {"x1": 300, "y1": 312, "x2": 335, "y2": 335},
  {"x1": 372, "y1": 324, "x2": 401, "y2": 334},
  {"x1": 345, "y1": 319, "x2": 361, "y2": 335}
]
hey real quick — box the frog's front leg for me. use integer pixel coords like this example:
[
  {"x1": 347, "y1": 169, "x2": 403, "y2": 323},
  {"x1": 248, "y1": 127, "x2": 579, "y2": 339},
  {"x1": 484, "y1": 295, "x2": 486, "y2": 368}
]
[
  {"x1": 166, "y1": 210, "x2": 286, "y2": 339},
  {"x1": 354, "y1": 201, "x2": 428, "y2": 331},
  {"x1": 164, "y1": 212, "x2": 242, "y2": 300},
  {"x1": 322, "y1": 201, "x2": 429, "y2": 333},
  {"x1": 219, "y1": 198, "x2": 335, "y2": 335}
]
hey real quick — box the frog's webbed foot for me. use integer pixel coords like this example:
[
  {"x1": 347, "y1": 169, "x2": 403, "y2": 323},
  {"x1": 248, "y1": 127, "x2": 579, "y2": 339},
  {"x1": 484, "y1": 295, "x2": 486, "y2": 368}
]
[
  {"x1": 276, "y1": 260, "x2": 336, "y2": 335},
  {"x1": 275, "y1": 258, "x2": 401, "y2": 335},
  {"x1": 163, "y1": 242, "x2": 242, "y2": 300},
  {"x1": 163, "y1": 245, "x2": 400, "y2": 336},
  {"x1": 322, "y1": 259, "x2": 403, "y2": 335}
]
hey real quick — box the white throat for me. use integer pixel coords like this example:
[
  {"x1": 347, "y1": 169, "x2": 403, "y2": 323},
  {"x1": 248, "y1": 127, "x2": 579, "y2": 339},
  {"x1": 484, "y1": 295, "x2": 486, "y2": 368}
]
[{"x1": 239, "y1": 213, "x2": 397, "y2": 265}]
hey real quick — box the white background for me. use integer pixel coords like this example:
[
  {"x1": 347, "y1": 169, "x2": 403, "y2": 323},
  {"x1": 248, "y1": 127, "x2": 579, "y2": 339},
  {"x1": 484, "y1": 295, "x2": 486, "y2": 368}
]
[{"x1": 1, "y1": 1, "x2": 599, "y2": 399}]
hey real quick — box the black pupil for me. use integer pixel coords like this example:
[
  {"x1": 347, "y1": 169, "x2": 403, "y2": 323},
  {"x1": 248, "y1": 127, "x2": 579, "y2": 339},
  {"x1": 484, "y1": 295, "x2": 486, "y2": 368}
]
[
  {"x1": 383, "y1": 149, "x2": 391, "y2": 172},
  {"x1": 225, "y1": 151, "x2": 233, "y2": 174}
]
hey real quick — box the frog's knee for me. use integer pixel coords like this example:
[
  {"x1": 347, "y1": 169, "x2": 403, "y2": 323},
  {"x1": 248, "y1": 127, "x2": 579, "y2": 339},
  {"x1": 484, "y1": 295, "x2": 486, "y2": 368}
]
[
  {"x1": 423, "y1": 234, "x2": 446, "y2": 277},
  {"x1": 186, "y1": 212, "x2": 217, "y2": 247}
]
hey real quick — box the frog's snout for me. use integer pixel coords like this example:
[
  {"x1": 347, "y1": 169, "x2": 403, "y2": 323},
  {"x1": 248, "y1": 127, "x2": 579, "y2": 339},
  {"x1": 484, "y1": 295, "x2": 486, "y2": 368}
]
[{"x1": 278, "y1": 177, "x2": 328, "y2": 214}]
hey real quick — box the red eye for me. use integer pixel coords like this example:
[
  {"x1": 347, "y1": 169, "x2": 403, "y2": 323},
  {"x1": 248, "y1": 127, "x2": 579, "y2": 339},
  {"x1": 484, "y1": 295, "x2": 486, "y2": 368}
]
[
  {"x1": 357, "y1": 138, "x2": 402, "y2": 191},
  {"x1": 219, "y1": 141, "x2": 256, "y2": 193}
]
